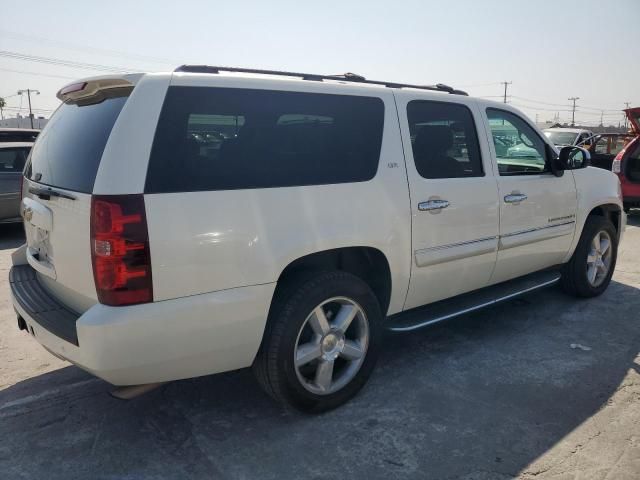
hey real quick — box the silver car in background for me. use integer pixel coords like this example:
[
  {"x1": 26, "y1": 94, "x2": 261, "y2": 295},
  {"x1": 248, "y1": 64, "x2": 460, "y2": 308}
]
[{"x1": 0, "y1": 142, "x2": 33, "y2": 223}]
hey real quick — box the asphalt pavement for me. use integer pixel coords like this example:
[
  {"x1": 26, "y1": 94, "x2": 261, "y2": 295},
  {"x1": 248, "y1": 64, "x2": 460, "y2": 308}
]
[{"x1": 1, "y1": 215, "x2": 639, "y2": 479}]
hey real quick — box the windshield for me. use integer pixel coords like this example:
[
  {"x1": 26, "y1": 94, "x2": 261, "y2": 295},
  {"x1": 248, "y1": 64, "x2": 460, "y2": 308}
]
[
  {"x1": 25, "y1": 94, "x2": 128, "y2": 193},
  {"x1": 544, "y1": 131, "x2": 578, "y2": 146}
]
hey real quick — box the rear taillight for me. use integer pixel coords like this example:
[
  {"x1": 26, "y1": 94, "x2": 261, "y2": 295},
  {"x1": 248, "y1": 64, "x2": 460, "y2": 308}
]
[
  {"x1": 90, "y1": 194, "x2": 153, "y2": 306},
  {"x1": 612, "y1": 158, "x2": 622, "y2": 174},
  {"x1": 612, "y1": 148, "x2": 625, "y2": 174}
]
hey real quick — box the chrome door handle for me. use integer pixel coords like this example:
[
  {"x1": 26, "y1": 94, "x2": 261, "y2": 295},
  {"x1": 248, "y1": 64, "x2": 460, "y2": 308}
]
[
  {"x1": 418, "y1": 199, "x2": 450, "y2": 211},
  {"x1": 504, "y1": 193, "x2": 527, "y2": 204}
]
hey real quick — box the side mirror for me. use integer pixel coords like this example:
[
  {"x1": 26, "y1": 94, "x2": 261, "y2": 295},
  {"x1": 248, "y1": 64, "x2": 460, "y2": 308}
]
[
  {"x1": 559, "y1": 145, "x2": 590, "y2": 170},
  {"x1": 545, "y1": 143, "x2": 564, "y2": 177}
]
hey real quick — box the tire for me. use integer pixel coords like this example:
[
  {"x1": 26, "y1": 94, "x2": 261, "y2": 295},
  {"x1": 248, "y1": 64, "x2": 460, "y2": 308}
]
[
  {"x1": 253, "y1": 270, "x2": 382, "y2": 413},
  {"x1": 561, "y1": 215, "x2": 618, "y2": 298}
]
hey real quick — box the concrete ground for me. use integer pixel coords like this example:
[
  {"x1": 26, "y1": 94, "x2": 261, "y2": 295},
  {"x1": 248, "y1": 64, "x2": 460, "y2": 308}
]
[{"x1": 0, "y1": 215, "x2": 639, "y2": 480}]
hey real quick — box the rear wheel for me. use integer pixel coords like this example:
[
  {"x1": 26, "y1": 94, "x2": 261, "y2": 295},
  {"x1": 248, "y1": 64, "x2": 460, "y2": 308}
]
[
  {"x1": 253, "y1": 271, "x2": 382, "y2": 413},
  {"x1": 561, "y1": 216, "x2": 618, "y2": 297}
]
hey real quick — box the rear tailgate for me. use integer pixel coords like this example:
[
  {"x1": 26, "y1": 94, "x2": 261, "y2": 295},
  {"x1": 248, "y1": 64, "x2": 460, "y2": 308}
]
[
  {"x1": 21, "y1": 80, "x2": 134, "y2": 313},
  {"x1": 625, "y1": 107, "x2": 640, "y2": 134}
]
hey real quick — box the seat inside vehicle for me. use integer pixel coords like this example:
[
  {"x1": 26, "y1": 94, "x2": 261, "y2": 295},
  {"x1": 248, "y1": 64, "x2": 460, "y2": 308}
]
[{"x1": 413, "y1": 125, "x2": 465, "y2": 179}]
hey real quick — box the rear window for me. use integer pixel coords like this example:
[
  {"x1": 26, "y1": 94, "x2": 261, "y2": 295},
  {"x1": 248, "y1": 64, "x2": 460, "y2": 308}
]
[
  {"x1": 25, "y1": 94, "x2": 128, "y2": 193},
  {"x1": 0, "y1": 147, "x2": 30, "y2": 172},
  {"x1": 145, "y1": 87, "x2": 384, "y2": 193}
]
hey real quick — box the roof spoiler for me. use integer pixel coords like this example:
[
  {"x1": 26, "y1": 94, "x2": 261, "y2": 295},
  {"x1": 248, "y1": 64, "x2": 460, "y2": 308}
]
[{"x1": 56, "y1": 76, "x2": 138, "y2": 104}]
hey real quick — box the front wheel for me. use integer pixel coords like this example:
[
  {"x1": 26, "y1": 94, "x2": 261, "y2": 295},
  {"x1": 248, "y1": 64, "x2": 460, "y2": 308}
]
[
  {"x1": 253, "y1": 271, "x2": 382, "y2": 413},
  {"x1": 561, "y1": 216, "x2": 618, "y2": 297}
]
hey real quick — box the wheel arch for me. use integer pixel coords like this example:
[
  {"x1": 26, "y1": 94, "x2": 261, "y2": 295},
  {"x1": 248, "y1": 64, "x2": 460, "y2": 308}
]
[
  {"x1": 586, "y1": 203, "x2": 622, "y2": 238},
  {"x1": 273, "y1": 246, "x2": 393, "y2": 317},
  {"x1": 564, "y1": 202, "x2": 623, "y2": 264}
]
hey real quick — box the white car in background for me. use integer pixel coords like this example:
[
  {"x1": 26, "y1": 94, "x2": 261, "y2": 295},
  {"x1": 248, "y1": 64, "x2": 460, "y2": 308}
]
[
  {"x1": 10, "y1": 67, "x2": 626, "y2": 412},
  {"x1": 544, "y1": 127, "x2": 595, "y2": 147}
]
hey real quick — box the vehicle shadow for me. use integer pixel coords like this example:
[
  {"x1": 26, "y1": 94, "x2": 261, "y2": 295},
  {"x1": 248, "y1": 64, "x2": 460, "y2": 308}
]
[
  {"x1": 1, "y1": 279, "x2": 638, "y2": 479},
  {"x1": 0, "y1": 223, "x2": 24, "y2": 250}
]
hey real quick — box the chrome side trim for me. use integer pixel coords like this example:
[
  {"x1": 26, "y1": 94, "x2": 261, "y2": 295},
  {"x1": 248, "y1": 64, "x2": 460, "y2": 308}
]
[
  {"x1": 415, "y1": 236, "x2": 498, "y2": 267},
  {"x1": 499, "y1": 220, "x2": 575, "y2": 250},
  {"x1": 388, "y1": 274, "x2": 561, "y2": 332}
]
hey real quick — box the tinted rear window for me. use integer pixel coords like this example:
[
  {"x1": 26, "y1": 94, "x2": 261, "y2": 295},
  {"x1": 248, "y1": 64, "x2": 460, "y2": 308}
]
[
  {"x1": 145, "y1": 87, "x2": 384, "y2": 193},
  {"x1": 26, "y1": 95, "x2": 128, "y2": 193}
]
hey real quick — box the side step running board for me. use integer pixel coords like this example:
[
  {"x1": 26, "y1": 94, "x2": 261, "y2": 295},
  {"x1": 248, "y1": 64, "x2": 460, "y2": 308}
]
[{"x1": 386, "y1": 269, "x2": 562, "y2": 332}]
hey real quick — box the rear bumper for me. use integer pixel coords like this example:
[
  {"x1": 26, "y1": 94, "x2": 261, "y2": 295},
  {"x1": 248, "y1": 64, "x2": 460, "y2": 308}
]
[{"x1": 10, "y1": 264, "x2": 275, "y2": 385}]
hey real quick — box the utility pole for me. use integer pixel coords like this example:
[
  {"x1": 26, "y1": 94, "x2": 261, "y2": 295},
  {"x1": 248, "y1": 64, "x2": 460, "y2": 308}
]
[
  {"x1": 501, "y1": 81, "x2": 512, "y2": 103},
  {"x1": 568, "y1": 97, "x2": 580, "y2": 126},
  {"x1": 623, "y1": 102, "x2": 630, "y2": 130},
  {"x1": 600, "y1": 110, "x2": 603, "y2": 127},
  {"x1": 17, "y1": 89, "x2": 40, "y2": 129}
]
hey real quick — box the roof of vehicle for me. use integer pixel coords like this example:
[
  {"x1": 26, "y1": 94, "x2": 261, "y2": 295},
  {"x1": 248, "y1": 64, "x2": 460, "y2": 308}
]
[
  {"x1": 0, "y1": 142, "x2": 34, "y2": 148},
  {"x1": 54, "y1": 69, "x2": 543, "y2": 128},
  {"x1": 57, "y1": 68, "x2": 472, "y2": 104},
  {"x1": 543, "y1": 127, "x2": 593, "y2": 134}
]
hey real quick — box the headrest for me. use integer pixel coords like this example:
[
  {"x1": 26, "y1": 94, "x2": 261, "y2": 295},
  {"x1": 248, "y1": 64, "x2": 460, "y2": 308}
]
[{"x1": 414, "y1": 125, "x2": 454, "y2": 155}]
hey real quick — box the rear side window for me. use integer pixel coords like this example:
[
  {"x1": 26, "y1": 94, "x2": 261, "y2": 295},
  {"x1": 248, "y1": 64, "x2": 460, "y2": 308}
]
[
  {"x1": 0, "y1": 147, "x2": 30, "y2": 172},
  {"x1": 406, "y1": 100, "x2": 483, "y2": 179},
  {"x1": 145, "y1": 87, "x2": 384, "y2": 193},
  {"x1": 25, "y1": 94, "x2": 128, "y2": 193}
]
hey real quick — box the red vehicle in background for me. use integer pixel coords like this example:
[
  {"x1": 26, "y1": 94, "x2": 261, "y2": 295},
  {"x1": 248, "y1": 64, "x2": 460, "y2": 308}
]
[{"x1": 612, "y1": 107, "x2": 640, "y2": 213}]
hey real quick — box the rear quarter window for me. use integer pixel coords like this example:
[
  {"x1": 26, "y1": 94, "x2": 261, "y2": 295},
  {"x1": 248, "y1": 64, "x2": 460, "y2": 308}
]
[
  {"x1": 145, "y1": 87, "x2": 385, "y2": 193},
  {"x1": 26, "y1": 94, "x2": 128, "y2": 193}
]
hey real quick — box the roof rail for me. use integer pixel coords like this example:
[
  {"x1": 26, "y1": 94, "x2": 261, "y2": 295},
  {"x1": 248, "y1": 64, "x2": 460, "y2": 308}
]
[{"x1": 174, "y1": 65, "x2": 468, "y2": 96}]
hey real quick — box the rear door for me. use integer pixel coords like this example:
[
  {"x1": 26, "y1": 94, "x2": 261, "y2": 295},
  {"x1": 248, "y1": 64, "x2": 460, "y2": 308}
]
[
  {"x1": 396, "y1": 93, "x2": 499, "y2": 310},
  {"x1": 482, "y1": 107, "x2": 577, "y2": 284},
  {"x1": 21, "y1": 89, "x2": 131, "y2": 312}
]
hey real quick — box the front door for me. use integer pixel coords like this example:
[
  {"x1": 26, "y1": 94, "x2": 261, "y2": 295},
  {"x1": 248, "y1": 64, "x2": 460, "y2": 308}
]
[
  {"x1": 482, "y1": 107, "x2": 578, "y2": 285},
  {"x1": 397, "y1": 95, "x2": 500, "y2": 311}
]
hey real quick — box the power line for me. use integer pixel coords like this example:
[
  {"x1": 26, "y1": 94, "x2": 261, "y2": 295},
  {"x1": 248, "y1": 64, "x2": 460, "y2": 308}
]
[
  {"x1": 511, "y1": 95, "x2": 621, "y2": 112},
  {"x1": 0, "y1": 29, "x2": 179, "y2": 66},
  {"x1": 0, "y1": 67, "x2": 77, "y2": 81},
  {"x1": 458, "y1": 82, "x2": 503, "y2": 88},
  {"x1": 0, "y1": 49, "x2": 138, "y2": 74}
]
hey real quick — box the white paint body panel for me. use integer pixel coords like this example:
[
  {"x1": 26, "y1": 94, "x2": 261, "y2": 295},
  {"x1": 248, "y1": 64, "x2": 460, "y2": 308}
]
[
  {"x1": 474, "y1": 101, "x2": 579, "y2": 285},
  {"x1": 394, "y1": 91, "x2": 500, "y2": 309},
  {"x1": 146, "y1": 74, "x2": 412, "y2": 316},
  {"x1": 13, "y1": 281, "x2": 276, "y2": 385}
]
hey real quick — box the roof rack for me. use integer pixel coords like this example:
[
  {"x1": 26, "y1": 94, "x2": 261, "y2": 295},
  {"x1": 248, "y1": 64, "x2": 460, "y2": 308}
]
[{"x1": 174, "y1": 65, "x2": 468, "y2": 96}]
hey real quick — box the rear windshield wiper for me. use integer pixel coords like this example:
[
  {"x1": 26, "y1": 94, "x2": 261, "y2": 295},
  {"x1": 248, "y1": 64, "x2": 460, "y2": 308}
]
[{"x1": 28, "y1": 186, "x2": 77, "y2": 201}]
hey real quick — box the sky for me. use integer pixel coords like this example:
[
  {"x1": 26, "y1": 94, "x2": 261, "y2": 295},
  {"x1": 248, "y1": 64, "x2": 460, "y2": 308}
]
[{"x1": 1, "y1": 0, "x2": 638, "y2": 126}]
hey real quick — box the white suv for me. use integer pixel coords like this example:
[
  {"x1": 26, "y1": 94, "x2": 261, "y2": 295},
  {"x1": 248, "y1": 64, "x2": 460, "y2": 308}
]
[{"x1": 10, "y1": 66, "x2": 626, "y2": 412}]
